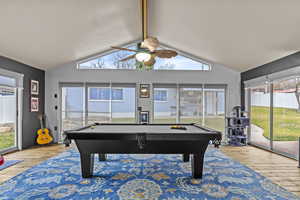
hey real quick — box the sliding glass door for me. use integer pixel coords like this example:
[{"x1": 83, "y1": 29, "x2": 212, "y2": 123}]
[
  {"x1": 247, "y1": 77, "x2": 300, "y2": 158},
  {"x1": 249, "y1": 84, "x2": 271, "y2": 149},
  {"x1": 87, "y1": 83, "x2": 136, "y2": 123},
  {"x1": 179, "y1": 86, "x2": 203, "y2": 124},
  {"x1": 204, "y1": 86, "x2": 226, "y2": 132},
  {"x1": 111, "y1": 84, "x2": 136, "y2": 123},
  {"x1": 153, "y1": 84, "x2": 177, "y2": 123},
  {"x1": 87, "y1": 84, "x2": 111, "y2": 123},
  {"x1": 60, "y1": 83, "x2": 136, "y2": 138},
  {"x1": 273, "y1": 78, "x2": 299, "y2": 157},
  {"x1": 0, "y1": 86, "x2": 17, "y2": 151},
  {"x1": 61, "y1": 85, "x2": 85, "y2": 131},
  {"x1": 153, "y1": 84, "x2": 226, "y2": 133}
]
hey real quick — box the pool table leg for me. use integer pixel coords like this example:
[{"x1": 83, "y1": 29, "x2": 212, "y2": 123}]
[
  {"x1": 98, "y1": 154, "x2": 106, "y2": 161},
  {"x1": 191, "y1": 152, "x2": 205, "y2": 179},
  {"x1": 183, "y1": 153, "x2": 190, "y2": 162},
  {"x1": 80, "y1": 153, "x2": 94, "y2": 178}
]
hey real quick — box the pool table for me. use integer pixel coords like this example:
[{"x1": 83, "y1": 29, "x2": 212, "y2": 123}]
[{"x1": 64, "y1": 123, "x2": 222, "y2": 179}]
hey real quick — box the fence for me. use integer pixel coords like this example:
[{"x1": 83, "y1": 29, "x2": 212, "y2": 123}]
[
  {"x1": 252, "y1": 92, "x2": 299, "y2": 109},
  {"x1": 0, "y1": 96, "x2": 16, "y2": 124}
]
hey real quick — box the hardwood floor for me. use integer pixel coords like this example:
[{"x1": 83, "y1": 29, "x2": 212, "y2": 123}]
[
  {"x1": 221, "y1": 145, "x2": 300, "y2": 196},
  {"x1": 0, "y1": 144, "x2": 299, "y2": 196},
  {"x1": 0, "y1": 144, "x2": 66, "y2": 183}
]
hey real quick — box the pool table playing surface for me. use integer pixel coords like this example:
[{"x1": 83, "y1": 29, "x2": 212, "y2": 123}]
[
  {"x1": 72, "y1": 124, "x2": 213, "y2": 134},
  {"x1": 65, "y1": 123, "x2": 222, "y2": 179}
]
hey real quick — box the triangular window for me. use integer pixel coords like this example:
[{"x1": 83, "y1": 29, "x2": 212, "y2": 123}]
[{"x1": 77, "y1": 44, "x2": 211, "y2": 71}]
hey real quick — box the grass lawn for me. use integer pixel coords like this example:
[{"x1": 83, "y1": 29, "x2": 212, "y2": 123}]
[
  {"x1": 251, "y1": 106, "x2": 300, "y2": 141},
  {"x1": 0, "y1": 132, "x2": 15, "y2": 150}
]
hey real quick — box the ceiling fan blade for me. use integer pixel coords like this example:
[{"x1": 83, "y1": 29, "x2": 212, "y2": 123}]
[
  {"x1": 111, "y1": 46, "x2": 138, "y2": 53},
  {"x1": 119, "y1": 54, "x2": 136, "y2": 62},
  {"x1": 144, "y1": 56, "x2": 156, "y2": 66},
  {"x1": 154, "y1": 50, "x2": 178, "y2": 58}
]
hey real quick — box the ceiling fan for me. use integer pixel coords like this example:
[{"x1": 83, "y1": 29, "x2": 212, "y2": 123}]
[{"x1": 111, "y1": 0, "x2": 178, "y2": 69}]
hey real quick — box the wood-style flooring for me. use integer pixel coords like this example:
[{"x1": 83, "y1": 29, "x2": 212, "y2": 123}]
[
  {"x1": 0, "y1": 144, "x2": 299, "y2": 196},
  {"x1": 221, "y1": 145, "x2": 300, "y2": 196}
]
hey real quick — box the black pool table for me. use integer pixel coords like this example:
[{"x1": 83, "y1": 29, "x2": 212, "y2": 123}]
[{"x1": 64, "y1": 123, "x2": 222, "y2": 179}]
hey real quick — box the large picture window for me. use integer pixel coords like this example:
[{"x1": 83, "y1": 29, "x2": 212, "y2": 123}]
[{"x1": 153, "y1": 84, "x2": 226, "y2": 132}]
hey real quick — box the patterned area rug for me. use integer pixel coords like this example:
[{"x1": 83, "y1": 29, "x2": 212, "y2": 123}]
[
  {"x1": 0, "y1": 148, "x2": 299, "y2": 200},
  {"x1": 0, "y1": 160, "x2": 22, "y2": 171}
]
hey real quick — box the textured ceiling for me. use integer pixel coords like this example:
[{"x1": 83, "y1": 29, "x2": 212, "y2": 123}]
[
  {"x1": 0, "y1": 0, "x2": 141, "y2": 69},
  {"x1": 0, "y1": 0, "x2": 300, "y2": 71},
  {"x1": 149, "y1": 0, "x2": 300, "y2": 72}
]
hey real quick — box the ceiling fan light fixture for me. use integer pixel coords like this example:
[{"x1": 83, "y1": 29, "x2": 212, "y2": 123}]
[{"x1": 135, "y1": 52, "x2": 151, "y2": 62}]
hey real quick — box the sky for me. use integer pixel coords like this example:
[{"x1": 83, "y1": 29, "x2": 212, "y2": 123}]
[{"x1": 79, "y1": 45, "x2": 210, "y2": 71}]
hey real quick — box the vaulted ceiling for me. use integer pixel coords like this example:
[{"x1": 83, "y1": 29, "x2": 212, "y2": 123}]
[{"x1": 0, "y1": 0, "x2": 299, "y2": 72}]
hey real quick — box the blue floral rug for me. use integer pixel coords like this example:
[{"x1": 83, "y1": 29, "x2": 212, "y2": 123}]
[
  {"x1": 0, "y1": 148, "x2": 299, "y2": 200},
  {"x1": 0, "y1": 160, "x2": 22, "y2": 171}
]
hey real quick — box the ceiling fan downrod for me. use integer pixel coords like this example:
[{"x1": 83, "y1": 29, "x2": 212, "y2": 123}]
[{"x1": 141, "y1": 0, "x2": 148, "y2": 40}]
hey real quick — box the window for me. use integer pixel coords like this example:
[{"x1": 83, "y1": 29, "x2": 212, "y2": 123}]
[
  {"x1": 179, "y1": 87, "x2": 203, "y2": 123},
  {"x1": 153, "y1": 86, "x2": 177, "y2": 123},
  {"x1": 154, "y1": 89, "x2": 168, "y2": 102},
  {"x1": 153, "y1": 84, "x2": 226, "y2": 131},
  {"x1": 112, "y1": 87, "x2": 136, "y2": 123},
  {"x1": 154, "y1": 55, "x2": 211, "y2": 71},
  {"x1": 78, "y1": 45, "x2": 137, "y2": 70},
  {"x1": 247, "y1": 76, "x2": 300, "y2": 158},
  {"x1": 87, "y1": 85, "x2": 134, "y2": 124},
  {"x1": 249, "y1": 84, "x2": 271, "y2": 150},
  {"x1": 89, "y1": 88, "x2": 123, "y2": 101},
  {"x1": 61, "y1": 86, "x2": 85, "y2": 131},
  {"x1": 204, "y1": 88, "x2": 225, "y2": 132},
  {"x1": 273, "y1": 78, "x2": 299, "y2": 156},
  {"x1": 0, "y1": 86, "x2": 17, "y2": 152},
  {"x1": 77, "y1": 44, "x2": 211, "y2": 71}
]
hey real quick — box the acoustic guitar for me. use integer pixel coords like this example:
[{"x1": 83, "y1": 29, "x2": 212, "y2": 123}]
[{"x1": 37, "y1": 114, "x2": 53, "y2": 145}]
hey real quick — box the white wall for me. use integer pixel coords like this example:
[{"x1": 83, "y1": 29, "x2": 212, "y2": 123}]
[{"x1": 45, "y1": 61, "x2": 240, "y2": 141}]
